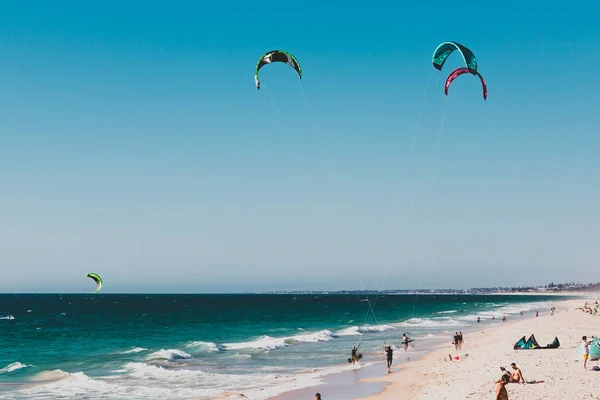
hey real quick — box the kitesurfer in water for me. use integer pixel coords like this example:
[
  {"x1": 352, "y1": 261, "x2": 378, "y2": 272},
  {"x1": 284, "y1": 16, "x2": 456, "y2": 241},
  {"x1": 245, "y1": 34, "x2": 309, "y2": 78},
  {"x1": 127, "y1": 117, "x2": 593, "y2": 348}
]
[{"x1": 383, "y1": 344, "x2": 393, "y2": 373}]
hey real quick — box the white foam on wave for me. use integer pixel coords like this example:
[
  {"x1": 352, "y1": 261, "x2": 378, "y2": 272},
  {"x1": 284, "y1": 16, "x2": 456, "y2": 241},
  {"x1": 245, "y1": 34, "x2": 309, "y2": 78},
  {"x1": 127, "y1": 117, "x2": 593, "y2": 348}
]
[
  {"x1": 0, "y1": 362, "x2": 33, "y2": 374},
  {"x1": 120, "y1": 347, "x2": 148, "y2": 354},
  {"x1": 146, "y1": 349, "x2": 193, "y2": 361},
  {"x1": 336, "y1": 326, "x2": 362, "y2": 336},
  {"x1": 29, "y1": 369, "x2": 82, "y2": 382},
  {"x1": 287, "y1": 330, "x2": 334, "y2": 343},
  {"x1": 15, "y1": 368, "x2": 203, "y2": 399},
  {"x1": 396, "y1": 317, "x2": 465, "y2": 328},
  {"x1": 493, "y1": 302, "x2": 551, "y2": 316},
  {"x1": 185, "y1": 341, "x2": 220, "y2": 353},
  {"x1": 222, "y1": 336, "x2": 287, "y2": 351},
  {"x1": 335, "y1": 323, "x2": 396, "y2": 336},
  {"x1": 222, "y1": 329, "x2": 337, "y2": 352},
  {"x1": 358, "y1": 324, "x2": 396, "y2": 333}
]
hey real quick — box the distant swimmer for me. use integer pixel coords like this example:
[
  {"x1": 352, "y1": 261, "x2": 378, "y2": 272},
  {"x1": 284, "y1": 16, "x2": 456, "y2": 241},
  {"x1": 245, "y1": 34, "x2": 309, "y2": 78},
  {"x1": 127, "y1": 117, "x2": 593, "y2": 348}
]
[{"x1": 383, "y1": 344, "x2": 393, "y2": 373}]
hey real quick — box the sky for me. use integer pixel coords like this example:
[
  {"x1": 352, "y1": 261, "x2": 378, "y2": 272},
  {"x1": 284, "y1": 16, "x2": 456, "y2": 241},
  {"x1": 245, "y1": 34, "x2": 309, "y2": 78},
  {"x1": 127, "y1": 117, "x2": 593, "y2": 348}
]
[{"x1": 0, "y1": 0, "x2": 599, "y2": 293}]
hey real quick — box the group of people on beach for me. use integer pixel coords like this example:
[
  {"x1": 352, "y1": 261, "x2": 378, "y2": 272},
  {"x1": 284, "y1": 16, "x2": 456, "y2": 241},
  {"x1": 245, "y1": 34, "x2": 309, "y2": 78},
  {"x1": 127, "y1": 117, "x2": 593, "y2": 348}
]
[
  {"x1": 579, "y1": 301, "x2": 598, "y2": 315},
  {"x1": 494, "y1": 363, "x2": 527, "y2": 400},
  {"x1": 349, "y1": 333, "x2": 411, "y2": 374},
  {"x1": 452, "y1": 332, "x2": 464, "y2": 350}
]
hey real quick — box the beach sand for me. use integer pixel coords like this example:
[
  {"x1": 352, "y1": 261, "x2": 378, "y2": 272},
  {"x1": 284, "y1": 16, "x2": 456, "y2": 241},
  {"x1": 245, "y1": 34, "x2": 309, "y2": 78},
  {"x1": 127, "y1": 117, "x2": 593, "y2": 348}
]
[{"x1": 356, "y1": 296, "x2": 600, "y2": 400}]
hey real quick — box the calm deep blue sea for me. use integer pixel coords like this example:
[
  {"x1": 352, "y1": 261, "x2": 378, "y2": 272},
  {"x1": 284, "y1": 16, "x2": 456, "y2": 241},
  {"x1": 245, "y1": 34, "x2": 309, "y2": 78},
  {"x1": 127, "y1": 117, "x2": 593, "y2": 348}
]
[{"x1": 0, "y1": 293, "x2": 563, "y2": 399}]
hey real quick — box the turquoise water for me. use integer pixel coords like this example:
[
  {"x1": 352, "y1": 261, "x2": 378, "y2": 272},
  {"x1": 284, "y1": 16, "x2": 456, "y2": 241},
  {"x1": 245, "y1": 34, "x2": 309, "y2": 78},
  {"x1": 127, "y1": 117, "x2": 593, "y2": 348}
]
[{"x1": 0, "y1": 293, "x2": 563, "y2": 399}]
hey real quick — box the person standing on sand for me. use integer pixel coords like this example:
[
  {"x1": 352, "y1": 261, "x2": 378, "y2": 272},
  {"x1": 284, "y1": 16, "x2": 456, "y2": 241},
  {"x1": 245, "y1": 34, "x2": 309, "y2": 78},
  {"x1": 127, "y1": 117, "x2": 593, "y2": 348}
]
[
  {"x1": 351, "y1": 345, "x2": 359, "y2": 365},
  {"x1": 453, "y1": 332, "x2": 460, "y2": 350},
  {"x1": 383, "y1": 344, "x2": 393, "y2": 373},
  {"x1": 535, "y1": 311, "x2": 539, "y2": 317},
  {"x1": 458, "y1": 332, "x2": 464, "y2": 350},
  {"x1": 582, "y1": 336, "x2": 591, "y2": 370},
  {"x1": 495, "y1": 374, "x2": 509, "y2": 400},
  {"x1": 402, "y1": 334, "x2": 409, "y2": 352}
]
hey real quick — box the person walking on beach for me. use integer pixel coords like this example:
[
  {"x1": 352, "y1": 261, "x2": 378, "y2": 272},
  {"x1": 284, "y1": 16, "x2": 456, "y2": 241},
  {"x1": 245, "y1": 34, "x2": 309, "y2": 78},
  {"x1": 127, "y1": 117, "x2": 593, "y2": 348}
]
[
  {"x1": 458, "y1": 332, "x2": 464, "y2": 350},
  {"x1": 383, "y1": 344, "x2": 393, "y2": 373},
  {"x1": 495, "y1": 374, "x2": 509, "y2": 400},
  {"x1": 402, "y1": 334, "x2": 409, "y2": 352},
  {"x1": 453, "y1": 332, "x2": 460, "y2": 351},
  {"x1": 582, "y1": 336, "x2": 591, "y2": 370}
]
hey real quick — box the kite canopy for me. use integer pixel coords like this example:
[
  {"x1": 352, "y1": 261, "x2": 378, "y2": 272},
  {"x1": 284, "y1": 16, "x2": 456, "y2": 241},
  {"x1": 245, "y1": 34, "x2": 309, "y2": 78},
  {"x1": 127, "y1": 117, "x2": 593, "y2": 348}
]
[
  {"x1": 432, "y1": 41, "x2": 477, "y2": 74},
  {"x1": 444, "y1": 67, "x2": 488, "y2": 100},
  {"x1": 514, "y1": 334, "x2": 560, "y2": 350},
  {"x1": 87, "y1": 273, "x2": 103, "y2": 293},
  {"x1": 254, "y1": 50, "x2": 302, "y2": 90}
]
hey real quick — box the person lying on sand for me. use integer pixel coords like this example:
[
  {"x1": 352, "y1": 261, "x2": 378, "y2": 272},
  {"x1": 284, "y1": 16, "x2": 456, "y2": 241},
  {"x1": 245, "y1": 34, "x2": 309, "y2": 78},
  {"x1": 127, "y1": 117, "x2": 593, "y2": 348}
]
[
  {"x1": 510, "y1": 363, "x2": 525, "y2": 383},
  {"x1": 495, "y1": 374, "x2": 509, "y2": 400}
]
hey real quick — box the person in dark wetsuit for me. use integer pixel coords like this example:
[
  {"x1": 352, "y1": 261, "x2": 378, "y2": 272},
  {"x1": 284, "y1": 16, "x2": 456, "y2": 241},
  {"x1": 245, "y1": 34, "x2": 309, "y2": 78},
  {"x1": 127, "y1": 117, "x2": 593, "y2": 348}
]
[
  {"x1": 383, "y1": 344, "x2": 393, "y2": 373},
  {"x1": 351, "y1": 346, "x2": 359, "y2": 365}
]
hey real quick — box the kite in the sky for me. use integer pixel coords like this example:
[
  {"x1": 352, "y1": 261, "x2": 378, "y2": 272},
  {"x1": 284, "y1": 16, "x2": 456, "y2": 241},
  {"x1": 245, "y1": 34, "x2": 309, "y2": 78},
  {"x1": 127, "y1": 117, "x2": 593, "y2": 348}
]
[
  {"x1": 432, "y1": 41, "x2": 477, "y2": 74},
  {"x1": 445, "y1": 67, "x2": 488, "y2": 100},
  {"x1": 254, "y1": 50, "x2": 302, "y2": 90},
  {"x1": 87, "y1": 273, "x2": 103, "y2": 293}
]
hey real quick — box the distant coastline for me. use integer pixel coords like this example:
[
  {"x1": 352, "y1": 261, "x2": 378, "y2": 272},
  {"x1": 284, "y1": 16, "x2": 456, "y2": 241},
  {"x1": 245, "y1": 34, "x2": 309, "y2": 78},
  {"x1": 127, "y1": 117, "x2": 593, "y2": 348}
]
[{"x1": 260, "y1": 281, "x2": 598, "y2": 296}]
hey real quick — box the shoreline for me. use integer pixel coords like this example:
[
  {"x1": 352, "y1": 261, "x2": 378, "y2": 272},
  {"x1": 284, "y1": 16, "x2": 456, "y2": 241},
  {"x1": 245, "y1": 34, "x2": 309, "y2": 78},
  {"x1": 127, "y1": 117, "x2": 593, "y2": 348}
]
[
  {"x1": 356, "y1": 294, "x2": 599, "y2": 400},
  {"x1": 271, "y1": 294, "x2": 579, "y2": 400}
]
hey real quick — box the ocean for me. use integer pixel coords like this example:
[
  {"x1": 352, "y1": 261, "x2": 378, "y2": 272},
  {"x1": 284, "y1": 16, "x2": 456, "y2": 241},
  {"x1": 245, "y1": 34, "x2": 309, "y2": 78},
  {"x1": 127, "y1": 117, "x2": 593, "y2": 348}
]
[{"x1": 0, "y1": 293, "x2": 564, "y2": 399}]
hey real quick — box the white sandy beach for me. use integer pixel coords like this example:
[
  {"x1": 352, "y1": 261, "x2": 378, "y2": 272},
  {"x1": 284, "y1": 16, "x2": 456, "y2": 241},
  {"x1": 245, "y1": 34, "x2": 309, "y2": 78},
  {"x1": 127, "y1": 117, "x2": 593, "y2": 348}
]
[{"x1": 356, "y1": 295, "x2": 600, "y2": 400}]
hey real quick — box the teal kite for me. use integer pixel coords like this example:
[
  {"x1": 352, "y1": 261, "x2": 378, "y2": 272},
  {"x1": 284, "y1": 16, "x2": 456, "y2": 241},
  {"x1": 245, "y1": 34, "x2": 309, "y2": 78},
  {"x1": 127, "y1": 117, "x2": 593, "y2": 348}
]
[{"x1": 432, "y1": 42, "x2": 477, "y2": 74}]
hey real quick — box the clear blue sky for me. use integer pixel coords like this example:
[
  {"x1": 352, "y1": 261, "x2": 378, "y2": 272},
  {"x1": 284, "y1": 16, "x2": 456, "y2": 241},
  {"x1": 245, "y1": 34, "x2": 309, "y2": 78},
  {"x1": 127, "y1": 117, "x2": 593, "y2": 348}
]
[{"x1": 1, "y1": 0, "x2": 598, "y2": 293}]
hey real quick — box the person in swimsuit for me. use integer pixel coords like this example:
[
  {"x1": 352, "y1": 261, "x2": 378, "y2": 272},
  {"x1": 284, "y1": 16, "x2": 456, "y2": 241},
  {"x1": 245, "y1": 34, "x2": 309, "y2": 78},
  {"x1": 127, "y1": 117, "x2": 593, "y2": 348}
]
[
  {"x1": 458, "y1": 332, "x2": 464, "y2": 350},
  {"x1": 495, "y1": 374, "x2": 509, "y2": 400},
  {"x1": 510, "y1": 363, "x2": 525, "y2": 383},
  {"x1": 402, "y1": 334, "x2": 409, "y2": 351},
  {"x1": 383, "y1": 344, "x2": 393, "y2": 373}
]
